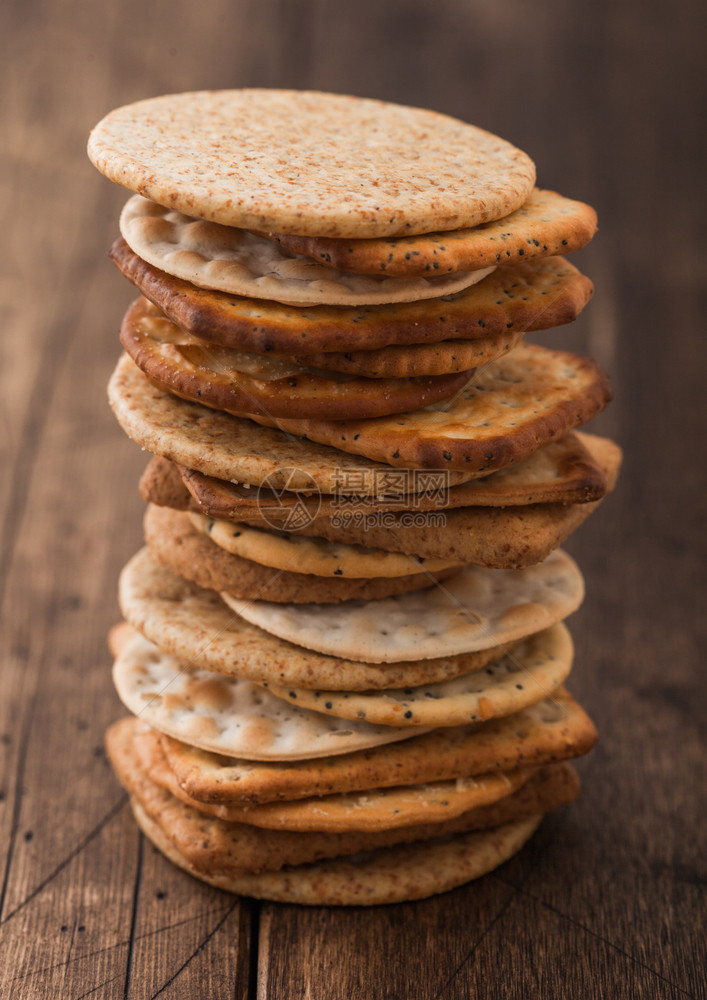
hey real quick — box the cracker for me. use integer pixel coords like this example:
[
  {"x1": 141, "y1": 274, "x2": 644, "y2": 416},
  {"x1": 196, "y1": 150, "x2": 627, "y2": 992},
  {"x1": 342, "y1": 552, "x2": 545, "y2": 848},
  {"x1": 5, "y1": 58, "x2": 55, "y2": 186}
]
[
  {"x1": 262, "y1": 189, "x2": 597, "y2": 276},
  {"x1": 108, "y1": 355, "x2": 479, "y2": 493},
  {"x1": 148, "y1": 433, "x2": 615, "y2": 522},
  {"x1": 187, "y1": 512, "x2": 459, "y2": 579},
  {"x1": 223, "y1": 548, "x2": 584, "y2": 663},
  {"x1": 161, "y1": 688, "x2": 596, "y2": 805},
  {"x1": 118, "y1": 551, "x2": 515, "y2": 690},
  {"x1": 131, "y1": 797, "x2": 543, "y2": 904},
  {"x1": 120, "y1": 296, "x2": 473, "y2": 420},
  {"x1": 248, "y1": 343, "x2": 612, "y2": 471},
  {"x1": 112, "y1": 630, "x2": 423, "y2": 761},
  {"x1": 112, "y1": 240, "x2": 592, "y2": 356},
  {"x1": 135, "y1": 722, "x2": 536, "y2": 831},
  {"x1": 145, "y1": 505, "x2": 456, "y2": 603},
  {"x1": 262, "y1": 624, "x2": 573, "y2": 727},
  {"x1": 89, "y1": 90, "x2": 535, "y2": 237},
  {"x1": 119, "y1": 196, "x2": 493, "y2": 306}
]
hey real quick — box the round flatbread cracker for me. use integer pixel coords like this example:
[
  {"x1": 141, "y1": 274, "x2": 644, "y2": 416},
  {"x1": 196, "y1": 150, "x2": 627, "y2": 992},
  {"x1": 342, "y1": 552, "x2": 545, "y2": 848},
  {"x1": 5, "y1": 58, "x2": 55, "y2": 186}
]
[
  {"x1": 89, "y1": 90, "x2": 536, "y2": 237},
  {"x1": 119, "y1": 196, "x2": 494, "y2": 306},
  {"x1": 223, "y1": 548, "x2": 584, "y2": 663},
  {"x1": 262, "y1": 624, "x2": 573, "y2": 727},
  {"x1": 112, "y1": 629, "x2": 425, "y2": 761}
]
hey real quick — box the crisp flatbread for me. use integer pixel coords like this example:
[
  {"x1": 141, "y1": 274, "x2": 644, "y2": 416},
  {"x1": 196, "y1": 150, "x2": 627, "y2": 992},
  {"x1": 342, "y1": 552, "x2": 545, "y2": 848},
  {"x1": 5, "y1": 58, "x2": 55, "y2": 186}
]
[
  {"x1": 119, "y1": 196, "x2": 494, "y2": 306},
  {"x1": 223, "y1": 548, "x2": 584, "y2": 663},
  {"x1": 120, "y1": 296, "x2": 473, "y2": 420},
  {"x1": 118, "y1": 551, "x2": 516, "y2": 691},
  {"x1": 112, "y1": 241, "x2": 592, "y2": 355},
  {"x1": 160, "y1": 687, "x2": 597, "y2": 805},
  {"x1": 112, "y1": 629, "x2": 425, "y2": 761},
  {"x1": 89, "y1": 90, "x2": 535, "y2": 237},
  {"x1": 261, "y1": 189, "x2": 597, "y2": 276}
]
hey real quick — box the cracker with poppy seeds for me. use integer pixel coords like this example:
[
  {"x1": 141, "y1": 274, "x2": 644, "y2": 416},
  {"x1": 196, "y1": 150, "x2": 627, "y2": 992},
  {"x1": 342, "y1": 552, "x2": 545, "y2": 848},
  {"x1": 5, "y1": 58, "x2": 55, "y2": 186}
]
[
  {"x1": 246, "y1": 342, "x2": 612, "y2": 472},
  {"x1": 187, "y1": 512, "x2": 459, "y2": 579},
  {"x1": 133, "y1": 721, "x2": 537, "y2": 832},
  {"x1": 118, "y1": 552, "x2": 516, "y2": 691},
  {"x1": 262, "y1": 624, "x2": 573, "y2": 728},
  {"x1": 119, "y1": 196, "x2": 494, "y2": 306},
  {"x1": 112, "y1": 629, "x2": 424, "y2": 761},
  {"x1": 260, "y1": 189, "x2": 597, "y2": 277},
  {"x1": 120, "y1": 296, "x2": 473, "y2": 420},
  {"x1": 144, "y1": 505, "x2": 458, "y2": 603},
  {"x1": 223, "y1": 548, "x2": 584, "y2": 664},
  {"x1": 109, "y1": 355, "x2": 480, "y2": 493},
  {"x1": 138, "y1": 432, "x2": 613, "y2": 522},
  {"x1": 111, "y1": 239, "x2": 592, "y2": 356},
  {"x1": 159, "y1": 687, "x2": 596, "y2": 805},
  {"x1": 89, "y1": 90, "x2": 535, "y2": 238}
]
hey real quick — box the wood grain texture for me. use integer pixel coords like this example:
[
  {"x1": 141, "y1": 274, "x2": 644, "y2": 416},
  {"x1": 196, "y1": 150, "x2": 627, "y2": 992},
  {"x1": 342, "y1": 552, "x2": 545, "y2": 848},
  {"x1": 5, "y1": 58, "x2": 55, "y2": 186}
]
[{"x1": 0, "y1": 0, "x2": 704, "y2": 997}]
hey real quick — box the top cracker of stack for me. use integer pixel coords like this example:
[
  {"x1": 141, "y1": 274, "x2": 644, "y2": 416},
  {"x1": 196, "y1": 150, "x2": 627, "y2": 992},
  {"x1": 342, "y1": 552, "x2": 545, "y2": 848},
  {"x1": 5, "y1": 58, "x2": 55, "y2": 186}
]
[{"x1": 88, "y1": 89, "x2": 619, "y2": 905}]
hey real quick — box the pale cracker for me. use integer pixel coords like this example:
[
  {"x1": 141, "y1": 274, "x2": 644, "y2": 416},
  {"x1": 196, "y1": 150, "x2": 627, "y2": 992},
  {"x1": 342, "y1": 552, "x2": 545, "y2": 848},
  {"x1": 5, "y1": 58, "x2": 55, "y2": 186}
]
[
  {"x1": 120, "y1": 196, "x2": 494, "y2": 306},
  {"x1": 119, "y1": 549, "x2": 514, "y2": 690},
  {"x1": 89, "y1": 90, "x2": 535, "y2": 237},
  {"x1": 112, "y1": 629, "x2": 424, "y2": 761},
  {"x1": 223, "y1": 548, "x2": 584, "y2": 663}
]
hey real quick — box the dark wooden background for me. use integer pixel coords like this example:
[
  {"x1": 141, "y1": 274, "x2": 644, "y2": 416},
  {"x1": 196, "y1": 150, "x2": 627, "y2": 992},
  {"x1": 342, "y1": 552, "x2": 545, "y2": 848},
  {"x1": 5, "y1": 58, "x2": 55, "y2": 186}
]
[{"x1": 1, "y1": 1, "x2": 705, "y2": 997}]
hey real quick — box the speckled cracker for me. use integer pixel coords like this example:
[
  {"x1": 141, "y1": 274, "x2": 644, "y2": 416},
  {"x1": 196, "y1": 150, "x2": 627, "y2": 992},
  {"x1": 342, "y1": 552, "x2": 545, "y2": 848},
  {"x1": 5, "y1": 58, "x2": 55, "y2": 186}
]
[
  {"x1": 144, "y1": 433, "x2": 614, "y2": 522},
  {"x1": 262, "y1": 189, "x2": 597, "y2": 276},
  {"x1": 134, "y1": 721, "x2": 535, "y2": 831},
  {"x1": 161, "y1": 688, "x2": 596, "y2": 804},
  {"x1": 120, "y1": 296, "x2": 472, "y2": 420},
  {"x1": 112, "y1": 629, "x2": 423, "y2": 760},
  {"x1": 109, "y1": 355, "x2": 479, "y2": 493},
  {"x1": 250, "y1": 343, "x2": 612, "y2": 472},
  {"x1": 263, "y1": 624, "x2": 573, "y2": 727},
  {"x1": 119, "y1": 549, "x2": 514, "y2": 691},
  {"x1": 89, "y1": 90, "x2": 535, "y2": 237},
  {"x1": 223, "y1": 548, "x2": 584, "y2": 663},
  {"x1": 145, "y1": 505, "x2": 455, "y2": 603},
  {"x1": 188, "y1": 512, "x2": 459, "y2": 579},
  {"x1": 119, "y1": 196, "x2": 493, "y2": 306},
  {"x1": 112, "y1": 240, "x2": 592, "y2": 356}
]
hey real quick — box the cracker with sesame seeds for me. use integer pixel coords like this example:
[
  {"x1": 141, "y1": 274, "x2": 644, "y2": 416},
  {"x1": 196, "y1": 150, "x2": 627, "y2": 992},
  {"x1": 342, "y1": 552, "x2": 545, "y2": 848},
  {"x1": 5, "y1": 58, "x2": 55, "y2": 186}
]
[
  {"x1": 120, "y1": 296, "x2": 473, "y2": 421},
  {"x1": 249, "y1": 343, "x2": 612, "y2": 472},
  {"x1": 261, "y1": 189, "x2": 596, "y2": 277},
  {"x1": 144, "y1": 506, "x2": 458, "y2": 603},
  {"x1": 158, "y1": 687, "x2": 596, "y2": 806},
  {"x1": 112, "y1": 239, "x2": 592, "y2": 357},
  {"x1": 118, "y1": 549, "x2": 515, "y2": 691},
  {"x1": 88, "y1": 90, "x2": 535, "y2": 238},
  {"x1": 118, "y1": 196, "x2": 494, "y2": 306}
]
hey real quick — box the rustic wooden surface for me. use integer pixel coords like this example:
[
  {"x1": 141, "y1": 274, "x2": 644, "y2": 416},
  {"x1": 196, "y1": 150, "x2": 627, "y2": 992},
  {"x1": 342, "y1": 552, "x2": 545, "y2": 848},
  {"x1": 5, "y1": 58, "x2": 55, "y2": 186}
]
[{"x1": 0, "y1": 1, "x2": 704, "y2": 997}]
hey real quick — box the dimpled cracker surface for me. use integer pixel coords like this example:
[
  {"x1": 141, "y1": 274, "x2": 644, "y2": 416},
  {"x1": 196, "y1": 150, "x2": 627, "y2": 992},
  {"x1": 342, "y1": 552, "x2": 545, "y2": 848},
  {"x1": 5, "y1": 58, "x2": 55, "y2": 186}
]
[
  {"x1": 119, "y1": 196, "x2": 493, "y2": 306},
  {"x1": 134, "y1": 721, "x2": 536, "y2": 831},
  {"x1": 131, "y1": 797, "x2": 542, "y2": 905},
  {"x1": 263, "y1": 189, "x2": 597, "y2": 276},
  {"x1": 161, "y1": 688, "x2": 596, "y2": 804},
  {"x1": 108, "y1": 355, "x2": 478, "y2": 492},
  {"x1": 252, "y1": 343, "x2": 612, "y2": 472},
  {"x1": 112, "y1": 629, "x2": 424, "y2": 760},
  {"x1": 119, "y1": 550, "x2": 512, "y2": 690},
  {"x1": 224, "y1": 548, "x2": 584, "y2": 663},
  {"x1": 120, "y1": 296, "x2": 472, "y2": 420},
  {"x1": 89, "y1": 90, "x2": 536, "y2": 237},
  {"x1": 188, "y1": 512, "x2": 459, "y2": 578},
  {"x1": 263, "y1": 624, "x2": 573, "y2": 727},
  {"x1": 112, "y1": 241, "x2": 593, "y2": 356},
  {"x1": 145, "y1": 505, "x2": 455, "y2": 603}
]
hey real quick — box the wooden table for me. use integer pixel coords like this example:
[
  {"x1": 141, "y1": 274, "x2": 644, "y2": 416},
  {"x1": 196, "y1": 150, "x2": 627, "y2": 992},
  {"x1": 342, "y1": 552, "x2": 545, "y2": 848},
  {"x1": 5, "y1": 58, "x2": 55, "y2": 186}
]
[{"x1": 1, "y1": 2, "x2": 704, "y2": 996}]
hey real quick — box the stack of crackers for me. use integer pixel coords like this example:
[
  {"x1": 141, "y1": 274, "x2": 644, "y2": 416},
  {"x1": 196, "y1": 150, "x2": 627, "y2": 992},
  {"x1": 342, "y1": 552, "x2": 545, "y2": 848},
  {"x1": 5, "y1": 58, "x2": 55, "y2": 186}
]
[{"x1": 88, "y1": 90, "x2": 620, "y2": 905}]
